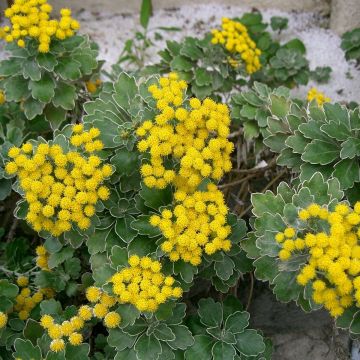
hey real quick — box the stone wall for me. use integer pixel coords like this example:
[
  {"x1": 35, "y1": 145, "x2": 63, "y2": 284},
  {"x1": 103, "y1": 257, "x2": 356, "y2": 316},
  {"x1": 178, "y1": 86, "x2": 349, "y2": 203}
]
[{"x1": 1, "y1": 0, "x2": 360, "y2": 35}]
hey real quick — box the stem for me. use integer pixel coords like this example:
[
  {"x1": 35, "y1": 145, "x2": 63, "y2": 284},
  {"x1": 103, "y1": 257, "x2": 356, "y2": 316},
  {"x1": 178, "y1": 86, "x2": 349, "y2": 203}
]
[{"x1": 246, "y1": 272, "x2": 254, "y2": 311}]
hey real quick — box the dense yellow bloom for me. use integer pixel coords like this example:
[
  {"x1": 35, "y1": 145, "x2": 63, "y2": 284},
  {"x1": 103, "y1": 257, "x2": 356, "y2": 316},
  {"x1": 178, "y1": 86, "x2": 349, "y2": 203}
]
[
  {"x1": 137, "y1": 74, "x2": 233, "y2": 264},
  {"x1": 50, "y1": 339, "x2": 65, "y2": 352},
  {"x1": 68, "y1": 332, "x2": 83, "y2": 346},
  {"x1": 17, "y1": 276, "x2": 29, "y2": 287},
  {"x1": 0, "y1": 0, "x2": 79, "y2": 52},
  {"x1": 36, "y1": 245, "x2": 50, "y2": 270},
  {"x1": 211, "y1": 17, "x2": 261, "y2": 74},
  {"x1": 307, "y1": 87, "x2": 331, "y2": 106},
  {"x1": 151, "y1": 184, "x2": 231, "y2": 265},
  {"x1": 86, "y1": 79, "x2": 102, "y2": 94},
  {"x1": 0, "y1": 312, "x2": 7, "y2": 328},
  {"x1": 0, "y1": 90, "x2": 5, "y2": 105},
  {"x1": 5, "y1": 126, "x2": 110, "y2": 236},
  {"x1": 109, "y1": 256, "x2": 183, "y2": 312},
  {"x1": 138, "y1": 73, "x2": 233, "y2": 192},
  {"x1": 277, "y1": 201, "x2": 360, "y2": 317},
  {"x1": 104, "y1": 311, "x2": 121, "y2": 328}
]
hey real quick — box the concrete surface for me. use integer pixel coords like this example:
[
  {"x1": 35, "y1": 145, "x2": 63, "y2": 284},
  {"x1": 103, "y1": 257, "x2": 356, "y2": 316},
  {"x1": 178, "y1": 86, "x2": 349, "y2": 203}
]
[
  {"x1": 331, "y1": 0, "x2": 360, "y2": 35},
  {"x1": 0, "y1": 0, "x2": 330, "y2": 14},
  {"x1": 249, "y1": 290, "x2": 350, "y2": 360}
]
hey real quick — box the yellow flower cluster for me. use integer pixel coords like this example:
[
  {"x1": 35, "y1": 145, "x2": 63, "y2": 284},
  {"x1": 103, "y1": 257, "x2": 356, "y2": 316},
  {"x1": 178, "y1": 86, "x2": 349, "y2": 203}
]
[
  {"x1": 137, "y1": 73, "x2": 233, "y2": 192},
  {"x1": 5, "y1": 125, "x2": 111, "y2": 236},
  {"x1": 109, "y1": 255, "x2": 183, "y2": 312},
  {"x1": 150, "y1": 184, "x2": 232, "y2": 265},
  {"x1": 14, "y1": 274, "x2": 53, "y2": 320},
  {"x1": 85, "y1": 286, "x2": 121, "y2": 326},
  {"x1": 0, "y1": 312, "x2": 8, "y2": 329},
  {"x1": 35, "y1": 245, "x2": 50, "y2": 270},
  {"x1": 277, "y1": 202, "x2": 360, "y2": 317},
  {"x1": 41, "y1": 287, "x2": 121, "y2": 352},
  {"x1": 41, "y1": 313, "x2": 84, "y2": 352},
  {"x1": 86, "y1": 79, "x2": 102, "y2": 94},
  {"x1": 307, "y1": 87, "x2": 331, "y2": 106},
  {"x1": 211, "y1": 17, "x2": 261, "y2": 74},
  {"x1": 0, "y1": 90, "x2": 5, "y2": 105},
  {"x1": 136, "y1": 74, "x2": 233, "y2": 264},
  {"x1": 0, "y1": 0, "x2": 79, "y2": 53}
]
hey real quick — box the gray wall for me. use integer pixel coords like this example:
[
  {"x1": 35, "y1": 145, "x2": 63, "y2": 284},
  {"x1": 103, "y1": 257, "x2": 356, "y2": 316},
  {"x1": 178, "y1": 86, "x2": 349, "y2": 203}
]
[{"x1": 1, "y1": 0, "x2": 359, "y2": 35}]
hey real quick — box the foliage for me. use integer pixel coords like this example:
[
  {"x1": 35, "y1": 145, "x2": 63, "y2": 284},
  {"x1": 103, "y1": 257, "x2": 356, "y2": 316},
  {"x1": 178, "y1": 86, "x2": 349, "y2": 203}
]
[
  {"x1": 310, "y1": 66, "x2": 332, "y2": 83},
  {"x1": 341, "y1": 28, "x2": 360, "y2": 63},
  {"x1": 245, "y1": 173, "x2": 343, "y2": 310},
  {"x1": 0, "y1": 36, "x2": 100, "y2": 126},
  {"x1": 232, "y1": 82, "x2": 360, "y2": 199}
]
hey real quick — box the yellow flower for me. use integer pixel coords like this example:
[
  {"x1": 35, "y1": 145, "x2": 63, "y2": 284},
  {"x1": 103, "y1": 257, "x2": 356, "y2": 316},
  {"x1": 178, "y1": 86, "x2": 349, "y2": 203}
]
[
  {"x1": 68, "y1": 332, "x2": 83, "y2": 346},
  {"x1": 104, "y1": 311, "x2": 121, "y2": 328},
  {"x1": 50, "y1": 339, "x2": 65, "y2": 352},
  {"x1": 86, "y1": 286, "x2": 102, "y2": 303},
  {"x1": 307, "y1": 87, "x2": 331, "y2": 106},
  {"x1": 0, "y1": 312, "x2": 8, "y2": 328},
  {"x1": 0, "y1": 0, "x2": 80, "y2": 52}
]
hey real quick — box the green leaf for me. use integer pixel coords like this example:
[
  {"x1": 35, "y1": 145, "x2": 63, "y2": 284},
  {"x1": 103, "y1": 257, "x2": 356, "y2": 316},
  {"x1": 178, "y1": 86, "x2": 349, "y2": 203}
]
[
  {"x1": 340, "y1": 137, "x2": 360, "y2": 159},
  {"x1": 48, "y1": 247, "x2": 74, "y2": 269},
  {"x1": 168, "y1": 325, "x2": 194, "y2": 350},
  {"x1": 153, "y1": 323, "x2": 175, "y2": 341},
  {"x1": 4, "y1": 76, "x2": 30, "y2": 101},
  {"x1": 170, "y1": 56, "x2": 194, "y2": 72},
  {"x1": 134, "y1": 334, "x2": 162, "y2": 360},
  {"x1": 235, "y1": 330, "x2": 265, "y2": 356},
  {"x1": 184, "y1": 335, "x2": 214, "y2": 360},
  {"x1": 52, "y1": 82, "x2": 77, "y2": 110},
  {"x1": 23, "y1": 319, "x2": 44, "y2": 345},
  {"x1": 180, "y1": 38, "x2": 203, "y2": 60},
  {"x1": 115, "y1": 216, "x2": 138, "y2": 243},
  {"x1": 273, "y1": 271, "x2": 302, "y2": 302},
  {"x1": 131, "y1": 215, "x2": 161, "y2": 237},
  {"x1": 22, "y1": 58, "x2": 42, "y2": 81},
  {"x1": 117, "y1": 304, "x2": 140, "y2": 328},
  {"x1": 37, "y1": 52, "x2": 58, "y2": 71},
  {"x1": 0, "y1": 179, "x2": 12, "y2": 201},
  {"x1": 333, "y1": 158, "x2": 360, "y2": 189},
  {"x1": 111, "y1": 148, "x2": 139, "y2": 176},
  {"x1": 194, "y1": 68, "x2": 212, "y2": 86},
  {"x1": 87, "y1": 228, "x2": 108, "y2": 255},
  {"x1": 212, "y1": 341, "x2": 236, "y2": 360},
  {"x1": 253, "y1": 256, "x2": 278, "y2": 282},
  {"x1": 139, "y1": 184, "x2": 172, "y2": 210},
  {"x1": 35, "y1": 271, "x2": 66, "y2": 292},
  {"x1": 113, "y1": 72, "x2": 138, "y2": 111},
  {"x1": 65, "y1": 343, "x2": 90, "y2": 360},
  {"x1": 108, "y1": 328, "x2": 137, "y2": 350},
  {"x1": 44, "y1": 104, "x2": 67, "y2": 130},
  {"x1": 302, "y1": 140, "x2": 339, "y2": 165},
  {"x1": 0, "y1": 279, "x2": 18, "y2": 298},
  {"x1": 13, "y1": 339, "x2": 42, "y2": 360},
  {"x1": 110, "y1": 245, "x2": 128, "y2": 268},
  {"x1": 284, "y1": 39, "x2": 306, "y2": 54},
  {"x1": 251, "y1": 191, "x2": 285, "y2": 217},
  {"x1": 29, "y1": 73, "x2": 55, "y2": 103},
  {"x1": 140, "y1": 0, "x2": 152, "y2": 29},
  {"x1": 270, "y1": 95, "x2": 289, "y2": 119},
  {"x1": 270, "y1": 16, "x2": 288, "y2": 31},
  {"x1": 0, "y1": 59, "x2": 22, "y2": 76},
  {"x1": 55, "y1": 58, "x2": 82, "y2": 80},
  {"x1": 214, "y1": 255, "x2": 235, "y2": 281},
  {"x1": 224, "y1": 311, "x2": 249, "y2": 334},
  {"x1": 198, "y1": 298, "x2": 222, "y2": 328},
  {"x1": 23, "y1": 97, "x2": 46, "y2": 120}
]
